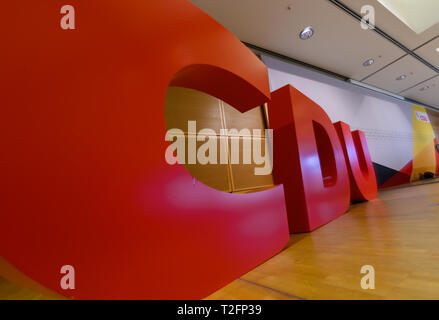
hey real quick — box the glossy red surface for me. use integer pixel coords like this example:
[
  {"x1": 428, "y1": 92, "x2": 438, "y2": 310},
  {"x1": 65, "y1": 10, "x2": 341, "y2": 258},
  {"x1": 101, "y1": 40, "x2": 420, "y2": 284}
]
[
  {"x1": 435, "y1": 139, "x2": 439, "y2": 177},
  {"x1": 268, "y1": 85, "x2": 351, "y2": 233},
  {"x1": 334, "y1": 122, "x2": 378, "y2": 202},
  {"x1": 0, "y1": 0, "x2": 289, "y2": 299}
]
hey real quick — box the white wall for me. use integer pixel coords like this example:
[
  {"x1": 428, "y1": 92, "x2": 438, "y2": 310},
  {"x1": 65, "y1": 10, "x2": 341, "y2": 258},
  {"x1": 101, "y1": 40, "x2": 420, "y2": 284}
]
[{"x1": 262, "y1": 55, "x2": 413, "y2": 171}]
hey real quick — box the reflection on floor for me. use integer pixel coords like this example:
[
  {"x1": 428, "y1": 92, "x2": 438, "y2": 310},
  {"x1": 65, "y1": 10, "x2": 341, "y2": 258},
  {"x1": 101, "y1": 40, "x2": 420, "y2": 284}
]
[
  {"x1": 207, "y1": 179, "x2": 439, "y2": 300},
  {"x1": 2, "y1": 179, "x2": 439, "y2": 300},
  {"x1": 0, "y1": 277, "x2": 59, "y2": 300}
]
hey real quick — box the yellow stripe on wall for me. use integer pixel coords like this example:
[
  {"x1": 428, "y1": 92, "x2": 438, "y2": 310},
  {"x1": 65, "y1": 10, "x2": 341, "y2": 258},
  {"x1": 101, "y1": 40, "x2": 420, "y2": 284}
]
[{"x1": 411, "y1": 105, "x2": 436, "y2": 182}]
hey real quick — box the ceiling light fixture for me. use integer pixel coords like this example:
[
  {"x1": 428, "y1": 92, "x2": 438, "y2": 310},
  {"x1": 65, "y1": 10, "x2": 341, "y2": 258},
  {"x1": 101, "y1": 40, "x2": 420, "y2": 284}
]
[
  {"x1": 396, "y1": 74, "x2": 407, "y2": 81},
  {"x1": 420, "y1": 86, "x2": 430, "y2": 92},
  {"x1": 363, "y1": 59, "x2": 375, "y2": 67},
  {"x1": 299, "y1": 26, "x2": 314, "y2": 40},
  {"x1": 436, "y1": 48, "x2": 439, "y2": 53}
]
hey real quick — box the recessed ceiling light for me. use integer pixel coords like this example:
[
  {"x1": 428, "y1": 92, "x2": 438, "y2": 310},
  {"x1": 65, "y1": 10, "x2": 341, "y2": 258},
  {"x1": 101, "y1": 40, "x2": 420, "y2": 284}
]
[
  {"x1": 299, "y1": 26, "x2": 314, "y2": 40},
  {"x1": 396, "y1": 74, "x2": 407, "y2": 81},
  {"x1": 436, "y1": 47, "x2": 439, "y2": 53},
  {"x1": 363, "y1": 59, "x2": 375, "y2": 67},
  {"x1": 420, "y1": 86, "x2": 430, "y2": 92},
  {"x1": 377, "y1": 0, "x2": 439, "y2": 34}
]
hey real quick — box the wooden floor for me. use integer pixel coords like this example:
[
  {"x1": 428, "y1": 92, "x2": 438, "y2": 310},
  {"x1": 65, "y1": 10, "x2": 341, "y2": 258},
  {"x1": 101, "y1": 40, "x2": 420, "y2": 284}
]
[
  {"x1": 0, "y1": 277, "x2": 60, "y2": 300},
  {"x1": 2, "y1": 180, "x2": 439, "y2": 300},
  {"x1": 207, "y1": 180, "x2": 439, "y2": 300}
]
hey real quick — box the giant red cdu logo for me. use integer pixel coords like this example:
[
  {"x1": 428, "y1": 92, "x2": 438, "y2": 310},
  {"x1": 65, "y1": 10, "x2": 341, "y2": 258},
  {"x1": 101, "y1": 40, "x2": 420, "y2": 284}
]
[{"x1": 0, "y1": 0, "x2": 377, "y2": 299}]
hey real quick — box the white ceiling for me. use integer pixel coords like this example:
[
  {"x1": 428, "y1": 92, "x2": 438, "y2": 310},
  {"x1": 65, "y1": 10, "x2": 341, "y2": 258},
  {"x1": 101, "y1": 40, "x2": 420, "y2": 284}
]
[
  {"x1": 363, "y1": 55, "x2": 437, "y2": 93},
  {"x1": 189, "y1": 0, "x2": 439, "y2": 109},
  {"x1": 342, "y1": 0, "x2": 439, "y2": 49},
  {"x1": 402, "y1": 75, "x2": 439, "y2": 107},
  {"x1": 415, "y1": 37, "x2": 439, "y2": 69}
]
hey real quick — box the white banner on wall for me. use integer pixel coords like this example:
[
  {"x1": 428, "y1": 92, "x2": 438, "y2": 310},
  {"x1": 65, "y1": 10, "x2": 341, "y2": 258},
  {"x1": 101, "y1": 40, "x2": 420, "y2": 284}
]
[{"x1": 261, "y1": 54, "x2": 413, "y2": 172}]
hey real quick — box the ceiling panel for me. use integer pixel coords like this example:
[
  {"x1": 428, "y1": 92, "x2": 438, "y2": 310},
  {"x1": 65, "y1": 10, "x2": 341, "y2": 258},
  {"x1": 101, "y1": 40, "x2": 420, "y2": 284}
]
[
  {"x1": 401, "y1": 75, "x2": 439, "y2": 108},
  {"x1": 189, "y1": 0, "x2": 405, "y2": 81},
  {"x1": 362, "y1": 55, "x2": 438, "y2": 93},
  {"x1": 415, "y1": 37, "x2": 439, "y2": 69},
  {"x1": 340, "y1": 0, "x2": 439, "y2": 50}
]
